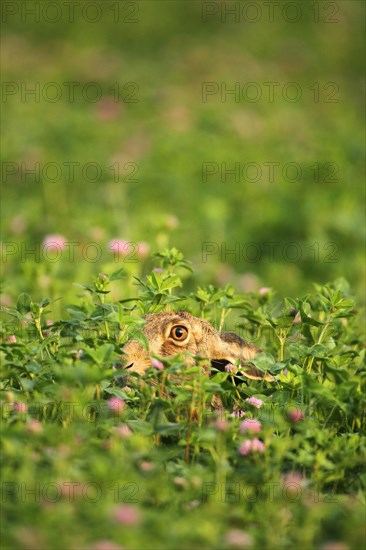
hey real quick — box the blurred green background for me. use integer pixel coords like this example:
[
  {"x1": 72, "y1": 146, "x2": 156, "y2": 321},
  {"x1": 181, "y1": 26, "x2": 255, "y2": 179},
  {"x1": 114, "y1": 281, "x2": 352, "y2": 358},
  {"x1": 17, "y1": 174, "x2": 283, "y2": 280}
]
[{"x1": 2, "y1": 0, "x2": 365, "y2": 306}]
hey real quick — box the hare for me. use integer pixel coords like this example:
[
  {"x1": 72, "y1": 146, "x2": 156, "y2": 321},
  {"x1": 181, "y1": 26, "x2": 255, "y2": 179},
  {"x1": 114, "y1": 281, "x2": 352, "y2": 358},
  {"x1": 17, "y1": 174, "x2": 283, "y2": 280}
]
[{"x1": 122, "y1": 311, "x2": 274, "y2": 382}]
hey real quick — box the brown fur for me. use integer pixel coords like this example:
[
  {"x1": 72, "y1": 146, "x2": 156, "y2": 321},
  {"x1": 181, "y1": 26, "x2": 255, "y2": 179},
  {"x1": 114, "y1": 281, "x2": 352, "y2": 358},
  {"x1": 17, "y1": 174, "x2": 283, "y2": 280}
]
[{"x1": 122, "y1": 311, "x2": 274, "y2": 381}]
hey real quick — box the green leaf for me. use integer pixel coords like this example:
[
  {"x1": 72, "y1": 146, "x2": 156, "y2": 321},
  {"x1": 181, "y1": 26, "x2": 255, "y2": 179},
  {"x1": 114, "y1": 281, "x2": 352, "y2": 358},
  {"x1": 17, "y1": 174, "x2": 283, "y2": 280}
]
[
  {"x1": 299, "y1": 298, "x2": 324, "y2": 326},
  {"x1": 104, "y1": 387, "x2": 131, "y2": 400},
  {"x1": 65, "y1": 306, "x2": 87, "y2": 320},
  {"x1": 83, "y1": 343, "x2": 115, "y2": 366},
  {"x1": 131, "y1": 330, "x2": 149, "y2": 351},
  {"x1": 73, "y1": 283, "x2": 95, "y2": 292},
  {"x1": 17, "y1": 293, "x2": 32, "y2": 314},
  {"x1": 110, "y1": 268, "x2": 126, "y2": 281}
]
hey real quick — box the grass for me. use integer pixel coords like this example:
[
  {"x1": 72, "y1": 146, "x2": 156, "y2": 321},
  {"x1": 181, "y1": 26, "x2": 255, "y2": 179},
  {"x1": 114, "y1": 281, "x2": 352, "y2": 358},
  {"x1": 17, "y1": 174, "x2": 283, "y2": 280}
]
[
  {"x1": 1, "y1": 251, "x2": 365, "y2": 549},
  {"x1": 1, "y1": 1, "x2": 365, "y2": 304},
  {"x1": 1, "y1": 2, "x2": 365, "y2": 548}
]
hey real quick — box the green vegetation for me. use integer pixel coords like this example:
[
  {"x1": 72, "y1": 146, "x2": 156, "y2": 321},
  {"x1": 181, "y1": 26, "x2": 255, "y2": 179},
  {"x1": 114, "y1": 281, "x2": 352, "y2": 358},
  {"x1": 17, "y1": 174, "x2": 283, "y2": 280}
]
[
  {"x1": 1, "y1": 1, "x2": 365, "y2": 304},
  {"x1": 1, "y1": 254, "x2": 365, "y2": 549},
  {"x1": 1, "y1": 2, "x2": 365, "y2": 549}
]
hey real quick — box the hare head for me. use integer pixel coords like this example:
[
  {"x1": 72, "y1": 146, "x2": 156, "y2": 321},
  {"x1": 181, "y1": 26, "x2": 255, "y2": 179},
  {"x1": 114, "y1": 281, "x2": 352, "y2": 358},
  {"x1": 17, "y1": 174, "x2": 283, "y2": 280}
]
[{"x1": 122, "y1": 311, "x2": 274, "y2": 381}]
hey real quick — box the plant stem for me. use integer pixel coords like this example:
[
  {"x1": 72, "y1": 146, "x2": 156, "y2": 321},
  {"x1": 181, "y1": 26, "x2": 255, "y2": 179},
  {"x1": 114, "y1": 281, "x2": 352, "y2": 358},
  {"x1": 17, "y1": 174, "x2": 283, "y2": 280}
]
[{"x1": 306, "y1": 316, "x2": 332, "y2": 372}]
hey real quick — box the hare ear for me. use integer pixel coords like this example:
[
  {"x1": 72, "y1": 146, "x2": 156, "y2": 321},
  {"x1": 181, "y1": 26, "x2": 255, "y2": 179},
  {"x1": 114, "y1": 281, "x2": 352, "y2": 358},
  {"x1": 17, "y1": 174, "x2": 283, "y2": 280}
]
[{"x1": 213, "y1": 332, "x2": 275, "y2": 382}]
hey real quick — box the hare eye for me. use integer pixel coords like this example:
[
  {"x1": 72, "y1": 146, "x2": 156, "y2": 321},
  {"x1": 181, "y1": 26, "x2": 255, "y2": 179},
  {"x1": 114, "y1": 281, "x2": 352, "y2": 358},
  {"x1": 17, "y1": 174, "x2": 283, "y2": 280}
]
[{"x1": 170, "y1": 325, "x2": 188, "y2": 341}]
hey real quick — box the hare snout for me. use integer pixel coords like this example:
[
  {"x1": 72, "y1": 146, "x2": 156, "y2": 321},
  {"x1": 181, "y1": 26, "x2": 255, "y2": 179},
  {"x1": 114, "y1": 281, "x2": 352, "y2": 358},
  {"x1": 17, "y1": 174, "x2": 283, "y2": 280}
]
[{"x1": 122, "y1": 339, "x2": 152, "y2": 375}]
